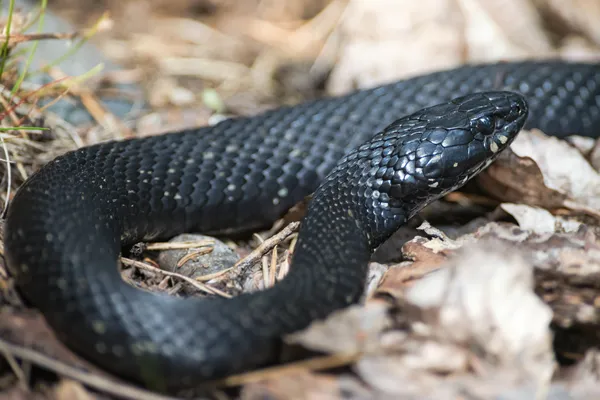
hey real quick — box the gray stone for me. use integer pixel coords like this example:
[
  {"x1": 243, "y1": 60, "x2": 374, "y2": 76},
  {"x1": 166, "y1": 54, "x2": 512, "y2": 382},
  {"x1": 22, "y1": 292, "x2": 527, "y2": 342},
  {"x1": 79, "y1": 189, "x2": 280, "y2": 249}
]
[{"x1": 157, "y1": 234, "x2": 239, "y2": 280}]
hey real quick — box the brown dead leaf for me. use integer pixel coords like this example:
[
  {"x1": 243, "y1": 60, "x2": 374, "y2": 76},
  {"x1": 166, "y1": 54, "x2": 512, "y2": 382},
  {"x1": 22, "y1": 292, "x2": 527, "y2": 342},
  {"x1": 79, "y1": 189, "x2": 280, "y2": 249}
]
[
  {"x1": 474, "y1": 222, "x2": 600, "y2": 328},
  {"x1": 377, "y1": 222, "x2": 475, "y2": 298},
  {"x1": 458, "y1": 0, "x2": 552, "y2": 60},
  {"x1": 404, "y1": 240, "x2": 555, "y2": 383},
  {"x1": 354, "y1": 348, "x2": 469, "y2": 397},
  {"x1": 364, "y1": 262, "x2": 388, "y2": 298},
  {"x1": 480, "y1": 130, "x2": 600, "y2": 217},
  {"x1": 536, "y1": 0, "x2": 600, "y2": 46},
  {"x1": 285, "y1": 302, "x2": 390, "y2": 355},
  {"x1": 350, "y1": 239, "x2": 556, "y2": 397},
  {"x1": 566, "y1": 134, "x2": 596, "y2": 156},
  {"x1": 327, "y1": 0, "x2": 566, "y2": 95},
  {"x1": 327, "y1": 0, "x2": 466, "y2": 95},
  {"x1": 377, "y1": 238, "x2": 448, "y2": 298}
]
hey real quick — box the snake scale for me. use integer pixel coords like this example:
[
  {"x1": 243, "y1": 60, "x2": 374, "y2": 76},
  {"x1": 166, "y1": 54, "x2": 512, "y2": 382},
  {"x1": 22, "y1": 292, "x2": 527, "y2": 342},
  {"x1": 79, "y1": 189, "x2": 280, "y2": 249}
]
[{"x1": 4, "y1": 61, "x2": 600, "y2": 391}]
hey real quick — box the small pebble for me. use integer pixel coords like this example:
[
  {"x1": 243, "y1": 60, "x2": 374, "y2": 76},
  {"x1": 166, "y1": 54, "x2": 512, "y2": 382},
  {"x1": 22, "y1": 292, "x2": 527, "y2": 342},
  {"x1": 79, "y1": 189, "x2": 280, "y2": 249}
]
[{"x1": 157, "y1": 234, "x2": 239, "y2": 282}]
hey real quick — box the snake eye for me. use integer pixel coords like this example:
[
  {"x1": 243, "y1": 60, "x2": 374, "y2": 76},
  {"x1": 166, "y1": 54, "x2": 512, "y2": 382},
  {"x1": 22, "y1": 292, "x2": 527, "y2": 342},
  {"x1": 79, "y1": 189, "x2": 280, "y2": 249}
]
[
  {"x1": 474, "y1": 116, "x2": 494, "y2": 135},
  {"x1": 513, "y1": 103, "x2": 522, "y2": 114}
]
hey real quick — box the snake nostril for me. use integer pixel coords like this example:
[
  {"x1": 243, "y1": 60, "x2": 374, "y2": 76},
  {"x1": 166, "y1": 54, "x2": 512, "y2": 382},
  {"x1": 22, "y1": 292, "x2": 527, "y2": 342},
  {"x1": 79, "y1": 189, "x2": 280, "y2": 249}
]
[{"x1": 513, "y1": 104, "x2": 522, "y2": 115}]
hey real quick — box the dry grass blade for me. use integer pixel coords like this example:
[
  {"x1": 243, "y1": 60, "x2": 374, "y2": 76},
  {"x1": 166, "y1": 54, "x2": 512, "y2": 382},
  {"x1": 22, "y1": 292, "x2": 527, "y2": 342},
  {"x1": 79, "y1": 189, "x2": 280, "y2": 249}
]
[
  {"x1": 121, "y1": 257, "x2": 231, "y2": 298},
  {"x1": 0, "y1": 32, "x2": 83, "y2": 46},
  {"x1": 146, "y1": 239, "x2": 215, "y2": 251},
  {"x1": 1, "y1": 346, "x2": 28, "y2": 390},
  {"x1": 231, "y1": 222, "x2": 300, "y2": 278},
  {"x1": 195, "y1": 267, "x2": 233, "y2": 282},
  {"x1": 0, "y1": 338, "x2": 180, "y2": 400},
  {"x1": 269, "y1": 246, "x2": 278, "y2": 287},
  {"x1": 176, "y1": 248, "x2": 214, "y2": 268}
]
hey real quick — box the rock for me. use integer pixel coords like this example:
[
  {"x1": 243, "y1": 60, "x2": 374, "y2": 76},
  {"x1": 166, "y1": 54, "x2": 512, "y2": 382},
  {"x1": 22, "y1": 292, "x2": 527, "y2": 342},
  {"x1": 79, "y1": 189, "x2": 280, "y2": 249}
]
[{"x1": 157, "y1": 233, "x2": 239, "y2": 280}]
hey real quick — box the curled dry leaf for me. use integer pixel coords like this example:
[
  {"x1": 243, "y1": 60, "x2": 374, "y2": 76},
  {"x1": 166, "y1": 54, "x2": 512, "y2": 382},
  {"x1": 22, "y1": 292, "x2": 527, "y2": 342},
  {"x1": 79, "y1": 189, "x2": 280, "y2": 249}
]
[
  {"x1": 354, "y1": 351, "x2": 469, "y2": 398},
  {"x1": 327, "y1": 0, "x2": 571, "y2": 95},
  {"x1": 351, "y1": 239, "x2": 557, "y2": 397},
  {"x1": 327, "y1": 0, "x2": 466, "y2": 94},
  {"x1": 457, "y1": 0, "x2": 552, "y2": 60},
  {"x1": 364, "y1": 262, "x2": 389, "y2": 298},
  {"x1": 404, "y1": 240, "x2": 555, "y2": 383},
  {"x1": 376, "y1": 237, "x2": 448, "y2": 298},
  {"x1": 377, "y1": 222, "x2": 476, "y2": 297},
  {"x1": 500, "y1": 203, "x2": 582, "y2": 234},
  {"x1": 475, "y1": 222, "x2": 600, "y2": 328},
  {"x1": 566, "y1": 135, "x2": 596, "y2": 156},
  {"x1": 285, "y1": 302, "x2": 390, "y2": 355},
  {"x1": 535, "y1": 0, "x2": 600, "y2": 46},
  {"x1": 480, "y1": 129, "x2": 600, "y2": 217}
]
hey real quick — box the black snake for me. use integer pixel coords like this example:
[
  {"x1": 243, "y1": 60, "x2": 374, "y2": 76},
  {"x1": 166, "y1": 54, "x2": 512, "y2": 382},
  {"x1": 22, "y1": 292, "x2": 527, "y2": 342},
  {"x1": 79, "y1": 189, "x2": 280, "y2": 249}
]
[{"x1": 4, "y1": 61, "x2": 600, "y2": 391}]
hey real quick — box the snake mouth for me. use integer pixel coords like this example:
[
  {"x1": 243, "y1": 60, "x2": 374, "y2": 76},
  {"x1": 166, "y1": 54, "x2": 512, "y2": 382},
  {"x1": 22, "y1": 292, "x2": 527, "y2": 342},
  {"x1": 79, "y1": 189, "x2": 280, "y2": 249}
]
[{"x1": 489, "y1": 94, "x2": 529, "y2": 154}]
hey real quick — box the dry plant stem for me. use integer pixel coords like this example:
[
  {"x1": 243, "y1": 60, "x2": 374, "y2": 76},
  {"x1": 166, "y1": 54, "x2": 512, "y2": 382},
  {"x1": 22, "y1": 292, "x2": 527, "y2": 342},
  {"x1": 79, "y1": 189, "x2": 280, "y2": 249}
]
[
  {"x1": 176, "y1": 248, "x2": 214, "y2": 268},
  {"x1": 145, "y1": 239, "x2": 215, "y2": 251},
  {"x1": 120, "y1": 257, "x2": 231, "y2": 298},
  {"x1": 0, "y1": 338, "x2": 180, "y2": 400},
  {"x1": 47, "y1": 68, "x2": 133, "y2": 139},
  {"x1": 269, "y1": 246, "x2": 278, "y2": 287},
  {"x1": 0, "y1": 32, "x2": 82, "y2": 46},
  {"x1": 195, "y1": 267, "x2": 233, "y2": 282},
  {"x1": 231, "y1": 221, "x2": 300, "y2": 279},
  {"x1": 1, "y1": 347, "x2": 28, "y2": 391}
]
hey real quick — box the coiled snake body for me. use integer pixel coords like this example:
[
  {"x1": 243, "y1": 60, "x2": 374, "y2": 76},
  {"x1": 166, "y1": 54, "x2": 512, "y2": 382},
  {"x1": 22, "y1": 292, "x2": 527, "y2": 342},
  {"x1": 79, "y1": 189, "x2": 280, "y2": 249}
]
[{"x1": 4, "y1": 61, "x2": 600, "y2": 391}]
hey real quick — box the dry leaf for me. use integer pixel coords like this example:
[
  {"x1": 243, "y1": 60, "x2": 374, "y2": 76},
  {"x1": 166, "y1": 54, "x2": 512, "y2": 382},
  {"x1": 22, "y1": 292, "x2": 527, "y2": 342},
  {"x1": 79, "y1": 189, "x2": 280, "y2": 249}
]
[
  {"x1": 327, "y1": 0, "x2": 465, "y2": 94},
  {"x1": 481, "y1": 130, "x2": 600, "y2": 217},
  {"x1": 458, "y1": 0, "x2": 552, "y2": 60},
  {"x1": 500, "y1": 203, "x2": 582, "y2": 234},
  {"x1": 354, "y1": 352, "x2": 467, "y2": 397},
  {"x1": 285, "y1": 302, "x2": 390, "y2": 355},
  {"x1": 377, "y1": 222, "x2": 477, "y2": 297},
  {"x1": 474, "y1": 222, "x2": 600, "y2": 327},
  {"x1": 326, "y1": 0, "x2": 570, "y2": 94},
  {"x1": 405, "y1": 240, "x2": 555, "y2": 383},
  {"x1": 536, "y1": 0, "x2": 600, "y2": 46}
]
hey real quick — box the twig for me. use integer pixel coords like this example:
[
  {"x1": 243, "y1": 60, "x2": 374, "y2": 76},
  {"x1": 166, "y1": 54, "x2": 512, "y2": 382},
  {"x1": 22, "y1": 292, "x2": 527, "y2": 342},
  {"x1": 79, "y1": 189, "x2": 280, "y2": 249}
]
[
  {"x1": 0, "y1": 338, "x2": 180, "y2": 400},
  {"x1": 146, "y1": 239, "x2": 214, "y2": 251},
  {"x1": 269, "y1": 245, "x2": 278, "y2": 287},
  {"x1": 0, "y1": 32, "x2": 82, "y2": 45},
  {"x1": 121, "y1": 257, "x2": 231, "y2": 298},
  {"x1": 0, "y1": 346, "x2": 29, "y2": 391},
  {"x1": 231, "y1": 222, "x2": 300, "y2": 278},
  {"x1": 176, "y1": 248, "x2": 213, "y2": 268},
  {"x1": 195, "y1": 267, "x2": 233, "y2": 282}
]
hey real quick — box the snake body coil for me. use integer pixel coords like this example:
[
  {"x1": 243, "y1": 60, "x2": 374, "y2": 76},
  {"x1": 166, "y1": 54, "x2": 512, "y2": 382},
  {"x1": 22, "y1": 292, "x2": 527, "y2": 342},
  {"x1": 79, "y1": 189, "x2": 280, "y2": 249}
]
[{"x1": 4, "y1": 61, "x2": 600, "y2": 390}]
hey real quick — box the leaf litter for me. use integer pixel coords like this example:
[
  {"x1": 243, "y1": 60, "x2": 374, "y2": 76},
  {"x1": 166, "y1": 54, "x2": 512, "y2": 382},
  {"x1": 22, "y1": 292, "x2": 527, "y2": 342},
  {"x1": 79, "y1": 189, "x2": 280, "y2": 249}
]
[{"x1": 2, "y1": 0, "x2": 600, "y2": 399}]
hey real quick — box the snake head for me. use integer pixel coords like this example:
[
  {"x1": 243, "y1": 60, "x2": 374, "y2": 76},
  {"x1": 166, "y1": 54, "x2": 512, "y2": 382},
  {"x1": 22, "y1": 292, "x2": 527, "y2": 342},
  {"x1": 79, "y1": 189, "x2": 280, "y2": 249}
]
[{"x1": 367, "y1": 91, "x2": 528, "y2": 221}]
